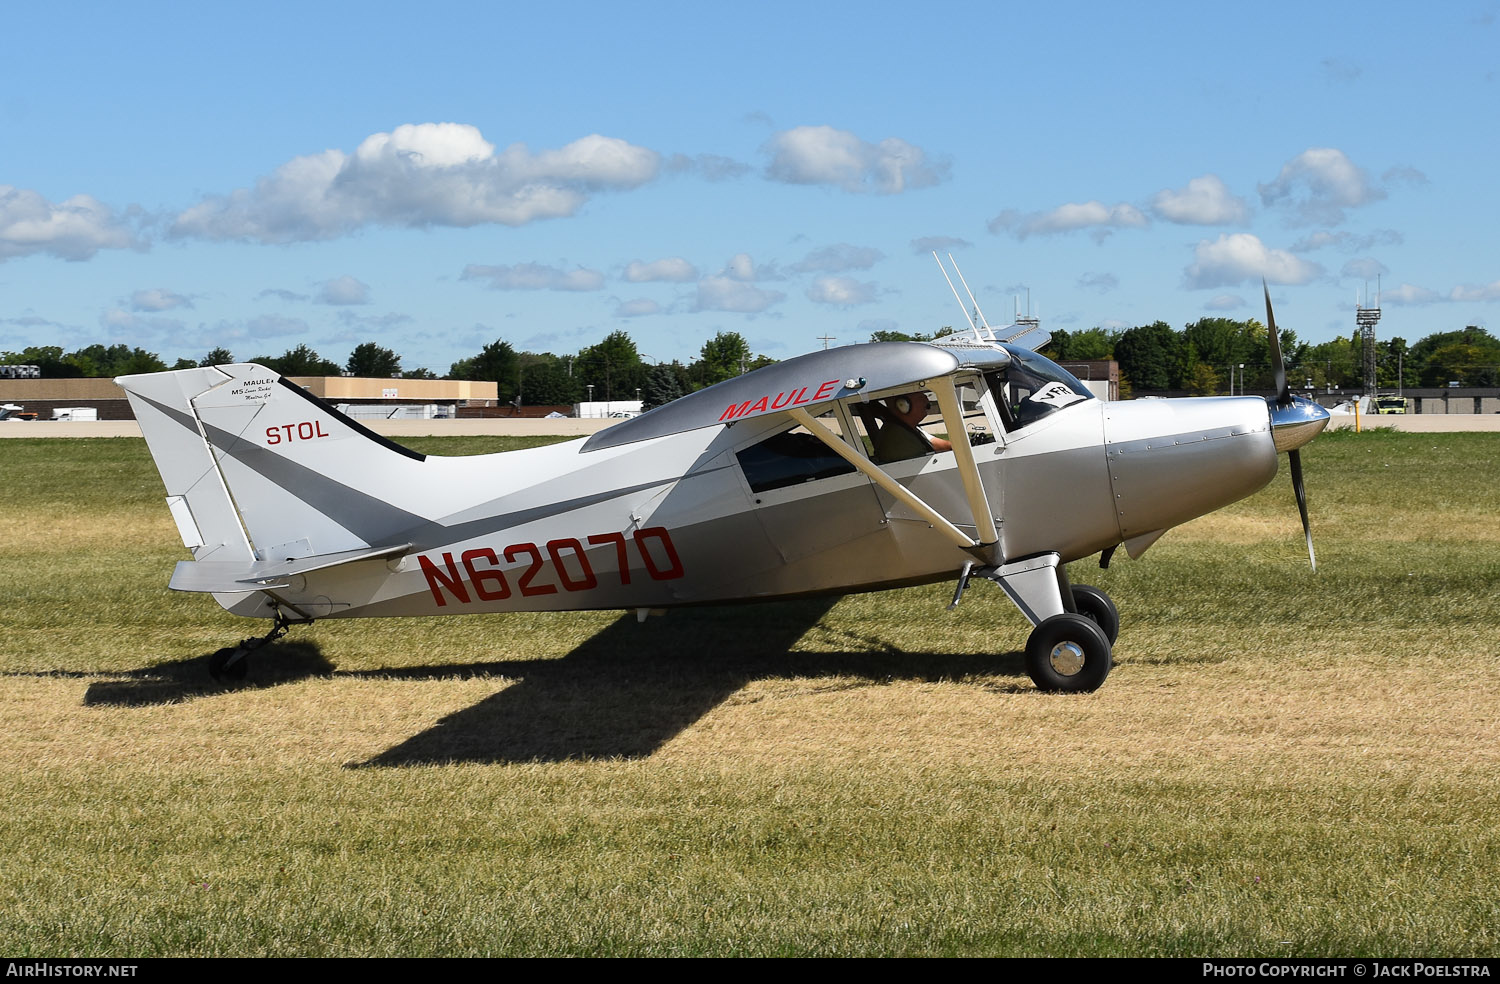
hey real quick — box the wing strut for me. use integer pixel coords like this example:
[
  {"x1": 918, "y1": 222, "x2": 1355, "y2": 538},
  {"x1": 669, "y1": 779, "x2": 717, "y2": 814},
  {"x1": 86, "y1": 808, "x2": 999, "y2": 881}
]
[
  {"x1": 787, "y1": 407, "x2": 977, "y2": 551},
  {"x1": 932, "y1": 377, "x2": 999, "y2": 547}
]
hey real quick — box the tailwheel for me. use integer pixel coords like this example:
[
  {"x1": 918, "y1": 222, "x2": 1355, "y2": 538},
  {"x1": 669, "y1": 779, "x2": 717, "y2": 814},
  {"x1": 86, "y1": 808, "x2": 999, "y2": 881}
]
[
  {"x1": 208, "y1": 646, "x2": 249, "y2": 681},
  {"x1": 1024, "y1": 613, "x2": 1112, "y2": 693},
  {"x1": 206, "y1": 604, "x2": 298, "y2": 682},
  {"x1": 1070, "y1": 584, "x2": 1119, "y2": 644}
]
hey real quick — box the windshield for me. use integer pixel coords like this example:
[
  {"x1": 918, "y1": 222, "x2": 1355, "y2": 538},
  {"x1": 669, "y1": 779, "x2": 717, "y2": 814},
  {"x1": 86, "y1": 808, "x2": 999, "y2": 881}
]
[{"x1": 986, "y1": 345, "x2": 1093, "y2": 430}]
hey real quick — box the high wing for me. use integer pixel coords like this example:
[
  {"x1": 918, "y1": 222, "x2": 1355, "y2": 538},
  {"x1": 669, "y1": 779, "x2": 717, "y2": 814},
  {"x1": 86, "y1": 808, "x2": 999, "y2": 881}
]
[{"x1": 583, "y1": 342, "x2": 983, "y2": 452}]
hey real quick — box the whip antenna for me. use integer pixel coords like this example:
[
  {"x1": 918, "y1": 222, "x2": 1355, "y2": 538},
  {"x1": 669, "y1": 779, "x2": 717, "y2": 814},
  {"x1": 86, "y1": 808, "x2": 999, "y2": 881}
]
[
  {"x1": 947, "y1": 253, "x2": 991, "y2": 330},
  {"x1": 932, "y1": 251, "x2": 978, "y2": 331}
]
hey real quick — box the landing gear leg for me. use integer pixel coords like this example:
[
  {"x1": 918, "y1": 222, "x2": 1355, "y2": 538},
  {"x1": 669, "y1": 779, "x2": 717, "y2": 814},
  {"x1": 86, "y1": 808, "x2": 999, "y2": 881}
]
[
  {"x1": 208, "y1": 606, "x2": 297, "y2": 682},
  {"x1": 972, "y1": 553, "x2": 1115, "y2": 692}
]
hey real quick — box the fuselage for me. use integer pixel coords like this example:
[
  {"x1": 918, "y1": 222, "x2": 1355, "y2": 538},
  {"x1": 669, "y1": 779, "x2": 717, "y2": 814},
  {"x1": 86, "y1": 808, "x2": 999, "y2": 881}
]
[{"x1": 224, "y1": 383, "x2": 1280, "y2": 621}]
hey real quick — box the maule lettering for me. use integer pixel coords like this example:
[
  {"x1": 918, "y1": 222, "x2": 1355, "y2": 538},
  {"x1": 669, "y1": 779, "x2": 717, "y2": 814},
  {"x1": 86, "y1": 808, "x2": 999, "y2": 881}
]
[
  {"x1": 229, "y1": 377, "x2": 275, "y2": 398},
  {"x1": 719, "y1": 378, "x2": 840, "y2": 422}
]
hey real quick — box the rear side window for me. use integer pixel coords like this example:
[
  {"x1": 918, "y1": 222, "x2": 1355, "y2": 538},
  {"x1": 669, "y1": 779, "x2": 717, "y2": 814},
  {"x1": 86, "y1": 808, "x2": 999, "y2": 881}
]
[{"x1": 737, "y1": 427, "x2": 856, "y2": 493}]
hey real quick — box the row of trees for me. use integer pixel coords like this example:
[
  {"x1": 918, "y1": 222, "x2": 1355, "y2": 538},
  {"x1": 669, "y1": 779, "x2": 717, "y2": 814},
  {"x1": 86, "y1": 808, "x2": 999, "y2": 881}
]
[
  {"x1": 1, "y1": 331, "x2": 778, "y2": 410},
  {"x1": 876, "y1": 320, "x2": 1500, "y2": 395},
  {"x1": 443, "y1": 330, "x2": 777, "y2": 409},
  {"x1": 1045, "y1": 321, "x2": 1500, "y2": 395},
  {"x1": 7, "y1": 322, "x2": 1496, "y2": 406},
  {"x1": 0, "y1": 342, "x2": 423, "y2": 380}
]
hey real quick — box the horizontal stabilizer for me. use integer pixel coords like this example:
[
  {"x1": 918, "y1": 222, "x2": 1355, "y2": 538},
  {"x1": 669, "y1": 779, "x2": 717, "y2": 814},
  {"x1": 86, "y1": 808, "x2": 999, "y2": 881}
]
[{"x1": 169, "y1": 542, "x2": 412, "y2": 593}]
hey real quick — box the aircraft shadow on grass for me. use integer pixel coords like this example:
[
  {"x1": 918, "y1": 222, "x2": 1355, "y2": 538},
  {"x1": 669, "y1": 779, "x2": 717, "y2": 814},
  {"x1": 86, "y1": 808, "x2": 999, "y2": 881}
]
[
  {"x1": 355, "y1": 598, "x2": 1027, "y2": 767},
  {"x1": 77, "y1": 597, "x2": 1026, "y2": 762},
  {"x1": 81, "y1": 641, "x2": 335, "y2": 707}
]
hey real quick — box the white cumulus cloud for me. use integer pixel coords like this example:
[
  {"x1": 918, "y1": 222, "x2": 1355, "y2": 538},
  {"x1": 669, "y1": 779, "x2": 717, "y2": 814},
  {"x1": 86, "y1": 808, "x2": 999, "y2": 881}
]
[
  {"x1": 1204, "y1": 294, "x2": 1246, "y2": 311},
  {"x1": 1150, "y1": 175, "x2": 1249, "y2": 225},
  {"x1": 764, "y1": 125, "x2": 948, "y2": 194},
  {"x1": 257, "y1": 288, "x2": 308, "y2": 302},
  {"x1": 335, "y1": 310, "x2": 410, "y2": 330},
  {"x1": 317, "y1": 275, "x2": 371, "y2": 305},
  {"x1": 1182, "y1": 233, "x2": 1322, "y2": 289},
  {"x1": 1, "y1": 185, "x2": 140, "y2": 261},
  {"x1": 460, "y1": 262, "x2": 605, "y2": 292},
  {"x1": 623, "y1": 257, "x2": 698, "y2": 283},
  {"x1": 806, "y1": 276, "x2": 877, "y2": 306},
  {"x1": 988, "y1": 201, "x2": 1149, "y2": 242},
  {"x1": 614, "y1": 298, "x2": 664, "y2": 317},
  {"x1": 1449, "y1": 280, "x2": 1500, "y2": 302},
  {"x1": 721, "y1": 253, "x2": 782, "y2": 282},
  {"x1": 790, "y1": 243, "x2": 884, "y2": 274},
  {"x1": 1380, "y1": 283, "x2": 1445, "y2": 306},
  {"x1": 1289, "y1": 228, "x2": 1403, "y2": 253},
  {"x1": 910, "y1": 235, "x2": 971, "y2": 254},
  {"x1": 244, "y1": 314, "x2": 312, "y2": 339},
  {"x1": 1258, "y1": 148, "x2": 1384, "y2": 225},
  {"x1": 100, "y1": 308, "x2": 186, "y2": 337},
  {"x1": 129, "y1": 288, "x2": 193, "y2": 311},
  {"x1": 694, "y1": 277, "x2": 784, "y2": 313},
  {"x1": 1340, "y1": 258, "x2": 1388, "y2": 280},
  {"x1": 1369, "y1": 280, "x2": 1500, "y2": 306},
  {"x1": 170, "y1": 124, "x2": 661, "y2": 243}
]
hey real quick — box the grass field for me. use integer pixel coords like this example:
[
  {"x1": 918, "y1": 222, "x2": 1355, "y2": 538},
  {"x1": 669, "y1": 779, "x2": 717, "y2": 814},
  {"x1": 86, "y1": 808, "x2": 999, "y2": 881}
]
[{"x1": 1, "y1": 430, "x2": 1497, "y2": 956}]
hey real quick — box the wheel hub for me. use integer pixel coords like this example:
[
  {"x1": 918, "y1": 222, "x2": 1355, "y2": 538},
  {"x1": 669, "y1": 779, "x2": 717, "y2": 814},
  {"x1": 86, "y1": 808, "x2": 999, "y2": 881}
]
[{"x1": 1048, "y1": 640, "x2": 1086, "y2": 676}]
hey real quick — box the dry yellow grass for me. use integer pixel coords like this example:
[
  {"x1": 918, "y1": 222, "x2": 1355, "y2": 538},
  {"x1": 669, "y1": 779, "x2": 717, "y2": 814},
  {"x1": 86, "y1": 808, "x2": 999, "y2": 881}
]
[{"x1": 1, "y1": 432, "x2": 1498, "y2": 956}]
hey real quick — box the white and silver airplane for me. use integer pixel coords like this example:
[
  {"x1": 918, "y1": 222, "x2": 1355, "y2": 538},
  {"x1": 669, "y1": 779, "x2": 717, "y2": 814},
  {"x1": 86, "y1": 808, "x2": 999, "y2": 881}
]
[{"x1": 116, "y1": 285, "x2": 1327, "y2": 692}]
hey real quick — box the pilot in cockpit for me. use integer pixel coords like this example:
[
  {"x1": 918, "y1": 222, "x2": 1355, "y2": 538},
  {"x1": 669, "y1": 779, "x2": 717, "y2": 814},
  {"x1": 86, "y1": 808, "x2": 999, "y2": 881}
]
[{"x1": 863, "y1": 391, "x2": 954, "y2": 463}]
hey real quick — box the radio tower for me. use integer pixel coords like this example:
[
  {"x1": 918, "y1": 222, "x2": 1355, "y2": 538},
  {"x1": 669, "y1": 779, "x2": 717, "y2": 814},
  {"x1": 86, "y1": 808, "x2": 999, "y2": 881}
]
[
  {"x1": 1014, "y1": 289, "x2": 1040, "y2": 333},
  {"x1": 1356, "y1": 277, "x2": 1382, "y2": 395}
]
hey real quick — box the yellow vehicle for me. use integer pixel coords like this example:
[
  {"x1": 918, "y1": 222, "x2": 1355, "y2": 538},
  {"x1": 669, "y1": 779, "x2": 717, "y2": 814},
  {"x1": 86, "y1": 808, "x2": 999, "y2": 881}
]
[{"x1": 1371, "y1": 395, "x2": 1408, "y2": 414}]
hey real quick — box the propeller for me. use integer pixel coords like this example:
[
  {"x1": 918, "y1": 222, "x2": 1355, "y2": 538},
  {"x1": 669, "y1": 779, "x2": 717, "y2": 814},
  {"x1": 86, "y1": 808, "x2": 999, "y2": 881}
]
[{"x1": 1263, "y1": 281, "x2": 1327, "y2": 571}]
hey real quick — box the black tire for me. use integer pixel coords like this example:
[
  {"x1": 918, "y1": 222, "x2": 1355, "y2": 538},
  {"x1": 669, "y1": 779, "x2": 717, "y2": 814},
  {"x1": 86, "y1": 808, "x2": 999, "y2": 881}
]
[
  {"x1": 208, "y1": 646, "x2": 248, "y2": 681},
  {"x1": 1024, "y1": 613, "x2": 1112, "y2": 693},
  {"x1": 1071, "y1": 584, "x2": 1120, "y2": 644}
]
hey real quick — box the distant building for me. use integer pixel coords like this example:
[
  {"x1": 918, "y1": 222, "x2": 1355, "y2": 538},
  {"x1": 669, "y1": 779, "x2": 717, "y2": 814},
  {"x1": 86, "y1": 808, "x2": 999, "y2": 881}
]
[{"x1": 1057, "y1": 360, "x2": 1120, "y2": 401}]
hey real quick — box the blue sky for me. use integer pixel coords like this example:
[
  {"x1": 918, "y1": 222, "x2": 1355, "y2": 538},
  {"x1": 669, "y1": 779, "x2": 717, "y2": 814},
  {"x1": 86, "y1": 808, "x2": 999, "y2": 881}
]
[{"x1": 3, "y1": 1, "x2": 1497, "y2": 373}]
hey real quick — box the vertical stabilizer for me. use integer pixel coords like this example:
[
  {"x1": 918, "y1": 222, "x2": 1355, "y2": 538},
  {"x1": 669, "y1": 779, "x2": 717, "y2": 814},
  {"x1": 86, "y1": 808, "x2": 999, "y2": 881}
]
[
  {"x1": 115, "y1": 366, "x2": 255, "y2": 564},
  {"x1": 118, "y1": 364, "x2": 432, "y2": 566}
]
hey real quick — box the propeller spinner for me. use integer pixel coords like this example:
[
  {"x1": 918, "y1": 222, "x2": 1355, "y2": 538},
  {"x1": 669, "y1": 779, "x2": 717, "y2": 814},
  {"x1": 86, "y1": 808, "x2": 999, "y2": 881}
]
[{"x1": 1263, "y1": 281, "x2": 1330, "y2": 570}]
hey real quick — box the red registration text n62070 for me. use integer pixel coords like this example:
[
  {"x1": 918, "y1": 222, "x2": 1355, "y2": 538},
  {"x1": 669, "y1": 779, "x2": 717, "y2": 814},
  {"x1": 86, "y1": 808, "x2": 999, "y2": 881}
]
[{"x1": 418, "y1": 526, "x2": 684, "y2": 606}]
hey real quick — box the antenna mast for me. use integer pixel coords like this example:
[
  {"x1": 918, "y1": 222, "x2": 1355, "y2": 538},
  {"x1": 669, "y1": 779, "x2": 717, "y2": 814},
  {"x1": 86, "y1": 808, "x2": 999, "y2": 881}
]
[
  {"x1": 932, "y1": 252, "x2": 982, "y2": 333},
  {"x1": 1356, "y1": 276, "x2": 1382, "y2": 395},
  {"x1": 1014, "y1": 287, "x2": 1040, "y2": 334}
]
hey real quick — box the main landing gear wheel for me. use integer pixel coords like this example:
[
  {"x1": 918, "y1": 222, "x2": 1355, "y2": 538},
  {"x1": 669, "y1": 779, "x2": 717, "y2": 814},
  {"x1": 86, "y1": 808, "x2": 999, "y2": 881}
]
[
  {"x1": 1070, "y1": 584, "x2": 1119, "y2": 644},
  {"x1": 1024, "y1": 613, "x2": 1113, "y2": 693}
]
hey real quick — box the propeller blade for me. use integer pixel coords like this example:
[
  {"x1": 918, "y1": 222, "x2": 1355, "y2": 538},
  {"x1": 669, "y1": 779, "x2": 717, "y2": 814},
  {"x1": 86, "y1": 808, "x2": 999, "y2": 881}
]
[
  {"x1": 1263, "y1": 280, "x2": 1290, "y2": 407},
  {"x1": 1289, "y1": 448, "x2": 1316, "y2": 571},
  {"x1": 1265, "y1": 281, "x2": 1319, "y2": 570}
]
